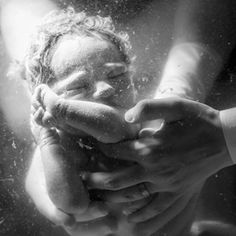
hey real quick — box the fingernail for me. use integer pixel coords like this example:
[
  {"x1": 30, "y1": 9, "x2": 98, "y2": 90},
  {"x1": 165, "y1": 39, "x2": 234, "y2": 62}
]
[
  {"x1": 124, "y1": 111, "x2": 135, "y2": 123},
  {"x1": 138, "y1": 128, "x2": 156, "y2": 138}
]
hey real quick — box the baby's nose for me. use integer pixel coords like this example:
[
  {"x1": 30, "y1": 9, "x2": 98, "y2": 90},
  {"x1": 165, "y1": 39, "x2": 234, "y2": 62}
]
[{"x1": 93, "y1": 81, "x2": 115, "y2": 100}]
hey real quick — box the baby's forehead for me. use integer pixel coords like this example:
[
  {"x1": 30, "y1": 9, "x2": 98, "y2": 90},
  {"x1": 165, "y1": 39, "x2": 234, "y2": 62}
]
[{"x1": 50, "y1": 34, "x2": 125, "y2": 80}]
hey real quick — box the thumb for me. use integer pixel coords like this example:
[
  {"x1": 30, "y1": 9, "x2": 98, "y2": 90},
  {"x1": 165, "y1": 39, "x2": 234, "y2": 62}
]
[{"x1": 125, "y1": 98, "x2": 187, "y2": 123}]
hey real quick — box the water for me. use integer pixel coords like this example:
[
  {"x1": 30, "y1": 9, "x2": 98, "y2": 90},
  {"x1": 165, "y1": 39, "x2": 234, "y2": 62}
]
[{"x1": 1, "y1": 0, "x2": 236, "y2": 235}]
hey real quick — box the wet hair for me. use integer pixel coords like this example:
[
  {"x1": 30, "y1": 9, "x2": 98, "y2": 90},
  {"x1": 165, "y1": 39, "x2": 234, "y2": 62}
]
[{"x1": 23, "y1": 8, "x2": 131, "y2": 92}]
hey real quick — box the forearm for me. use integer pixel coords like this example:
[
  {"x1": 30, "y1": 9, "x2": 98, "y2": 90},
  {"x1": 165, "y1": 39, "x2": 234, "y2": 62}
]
[
  {"x1": 156, "y1": 0, "x2": 236, "y2": 101},
  {"x1": 156, "y1": 43, "x2": 221, "y2": 101},
  {"x1": 53, "y1": 99, "x2": 138, "y2": 143},
  {"x1": 39, "y1": 130, "x2": 89, "y2": 214}
]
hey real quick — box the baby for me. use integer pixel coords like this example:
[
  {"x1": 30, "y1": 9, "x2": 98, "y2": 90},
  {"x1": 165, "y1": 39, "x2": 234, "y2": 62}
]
[{"x1": 25, "y1": 9, "x2": 139, "y2": 223}]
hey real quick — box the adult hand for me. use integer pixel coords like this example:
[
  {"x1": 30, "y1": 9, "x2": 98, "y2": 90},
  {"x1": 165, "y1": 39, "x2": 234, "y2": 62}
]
[{"x1": 84, "y1": 97, "x2": 233, "y2": 235}]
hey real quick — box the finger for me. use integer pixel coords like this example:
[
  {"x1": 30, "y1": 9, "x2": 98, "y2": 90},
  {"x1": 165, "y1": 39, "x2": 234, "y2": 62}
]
[
  {"x1": 98, "y1": 138, "x2": 161, "y2": 163},
  {"x1": 103, "y1": 62, "x2": 128, "y2": 77},
  {"x1": 125, "y1": 97, "x2": 188, "y2": 123},
  {"x1": 31, "y1": 97, "x2": 42, "y2": 110},
  {"x1": 33, "y1": 84, "x2": 45, "y2": 105},
  {"x1": 191, "y1": 220, "x2": 236, "y2": 236},
  {"x1": 41, "y1": 111, "x2": 56, "y2": 127},
  {"x1": 100, "y1": 182, "x2": 155, "y2": 203},
  {"x1": 65, "y1": 214, "x2": 117, "y2": 236},
  {"x1": 128, "y1": 192, "x2": 180, "y2": 222},
  {"x1": 33, "y1": 107, "x2": 44, "y2": 126},
  {"x1": 132, "y1": 193, "x2": 193, "y2": 236},
  {"x1": 120, "y1": 198, "x2": 152, "y2": 215},
  {"x1": 98, "y1": 140, "x2": 138, "y2": 162},
  {"x1": 84, "y1": 165, "x2": 147, "y2": 190},
  {"x1": 74, "y1": 201, "x2": 109, "y2": 222}
]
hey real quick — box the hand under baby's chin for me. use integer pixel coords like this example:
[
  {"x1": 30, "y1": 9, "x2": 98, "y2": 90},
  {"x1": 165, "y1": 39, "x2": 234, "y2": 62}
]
[{"x1": 57, "y1": 101, "x2": 130, "y2": 136}]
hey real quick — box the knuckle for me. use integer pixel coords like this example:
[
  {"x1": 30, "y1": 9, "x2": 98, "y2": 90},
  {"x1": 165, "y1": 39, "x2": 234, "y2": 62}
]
[{"x1": 137, "y1": 99, "x2": 152, "y2": 113}]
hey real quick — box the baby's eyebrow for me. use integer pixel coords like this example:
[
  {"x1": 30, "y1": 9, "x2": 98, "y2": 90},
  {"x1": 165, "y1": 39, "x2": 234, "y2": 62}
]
[{"x1": 52, "y1": 70, "x2": 89, "y2": 93}]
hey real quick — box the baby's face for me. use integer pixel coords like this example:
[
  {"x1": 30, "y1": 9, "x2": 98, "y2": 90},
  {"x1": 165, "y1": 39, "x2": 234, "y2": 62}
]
[{"x1": 50, "y1": 34, "x2": 135, "y2": 109}]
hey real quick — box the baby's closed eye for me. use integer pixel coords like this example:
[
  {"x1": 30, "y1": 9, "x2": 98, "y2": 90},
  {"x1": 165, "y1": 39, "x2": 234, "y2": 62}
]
[
  {"x1": 53, "y1": 70, "x2": 91, "y2": 95},
  {"x1": 104, "y1": 62, "x2": 128, "y2": 78}
]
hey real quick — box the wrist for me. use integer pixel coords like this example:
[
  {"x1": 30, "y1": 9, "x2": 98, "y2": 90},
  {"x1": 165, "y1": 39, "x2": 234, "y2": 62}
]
[
  {"x1": 38, "y1": 128, "x2": 60, "y2": 149},
  {"x1": 155, "y1": 80, "x2": 197, "y2": 101},
  {"x1": 157, "y1": 42, "x2": 222, "y2": 102}
]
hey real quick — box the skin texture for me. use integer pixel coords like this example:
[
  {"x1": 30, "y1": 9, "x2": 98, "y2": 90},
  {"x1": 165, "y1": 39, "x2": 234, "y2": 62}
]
[{"x1": 87, "y1": 97, "x2": 233, "y2": 236}]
